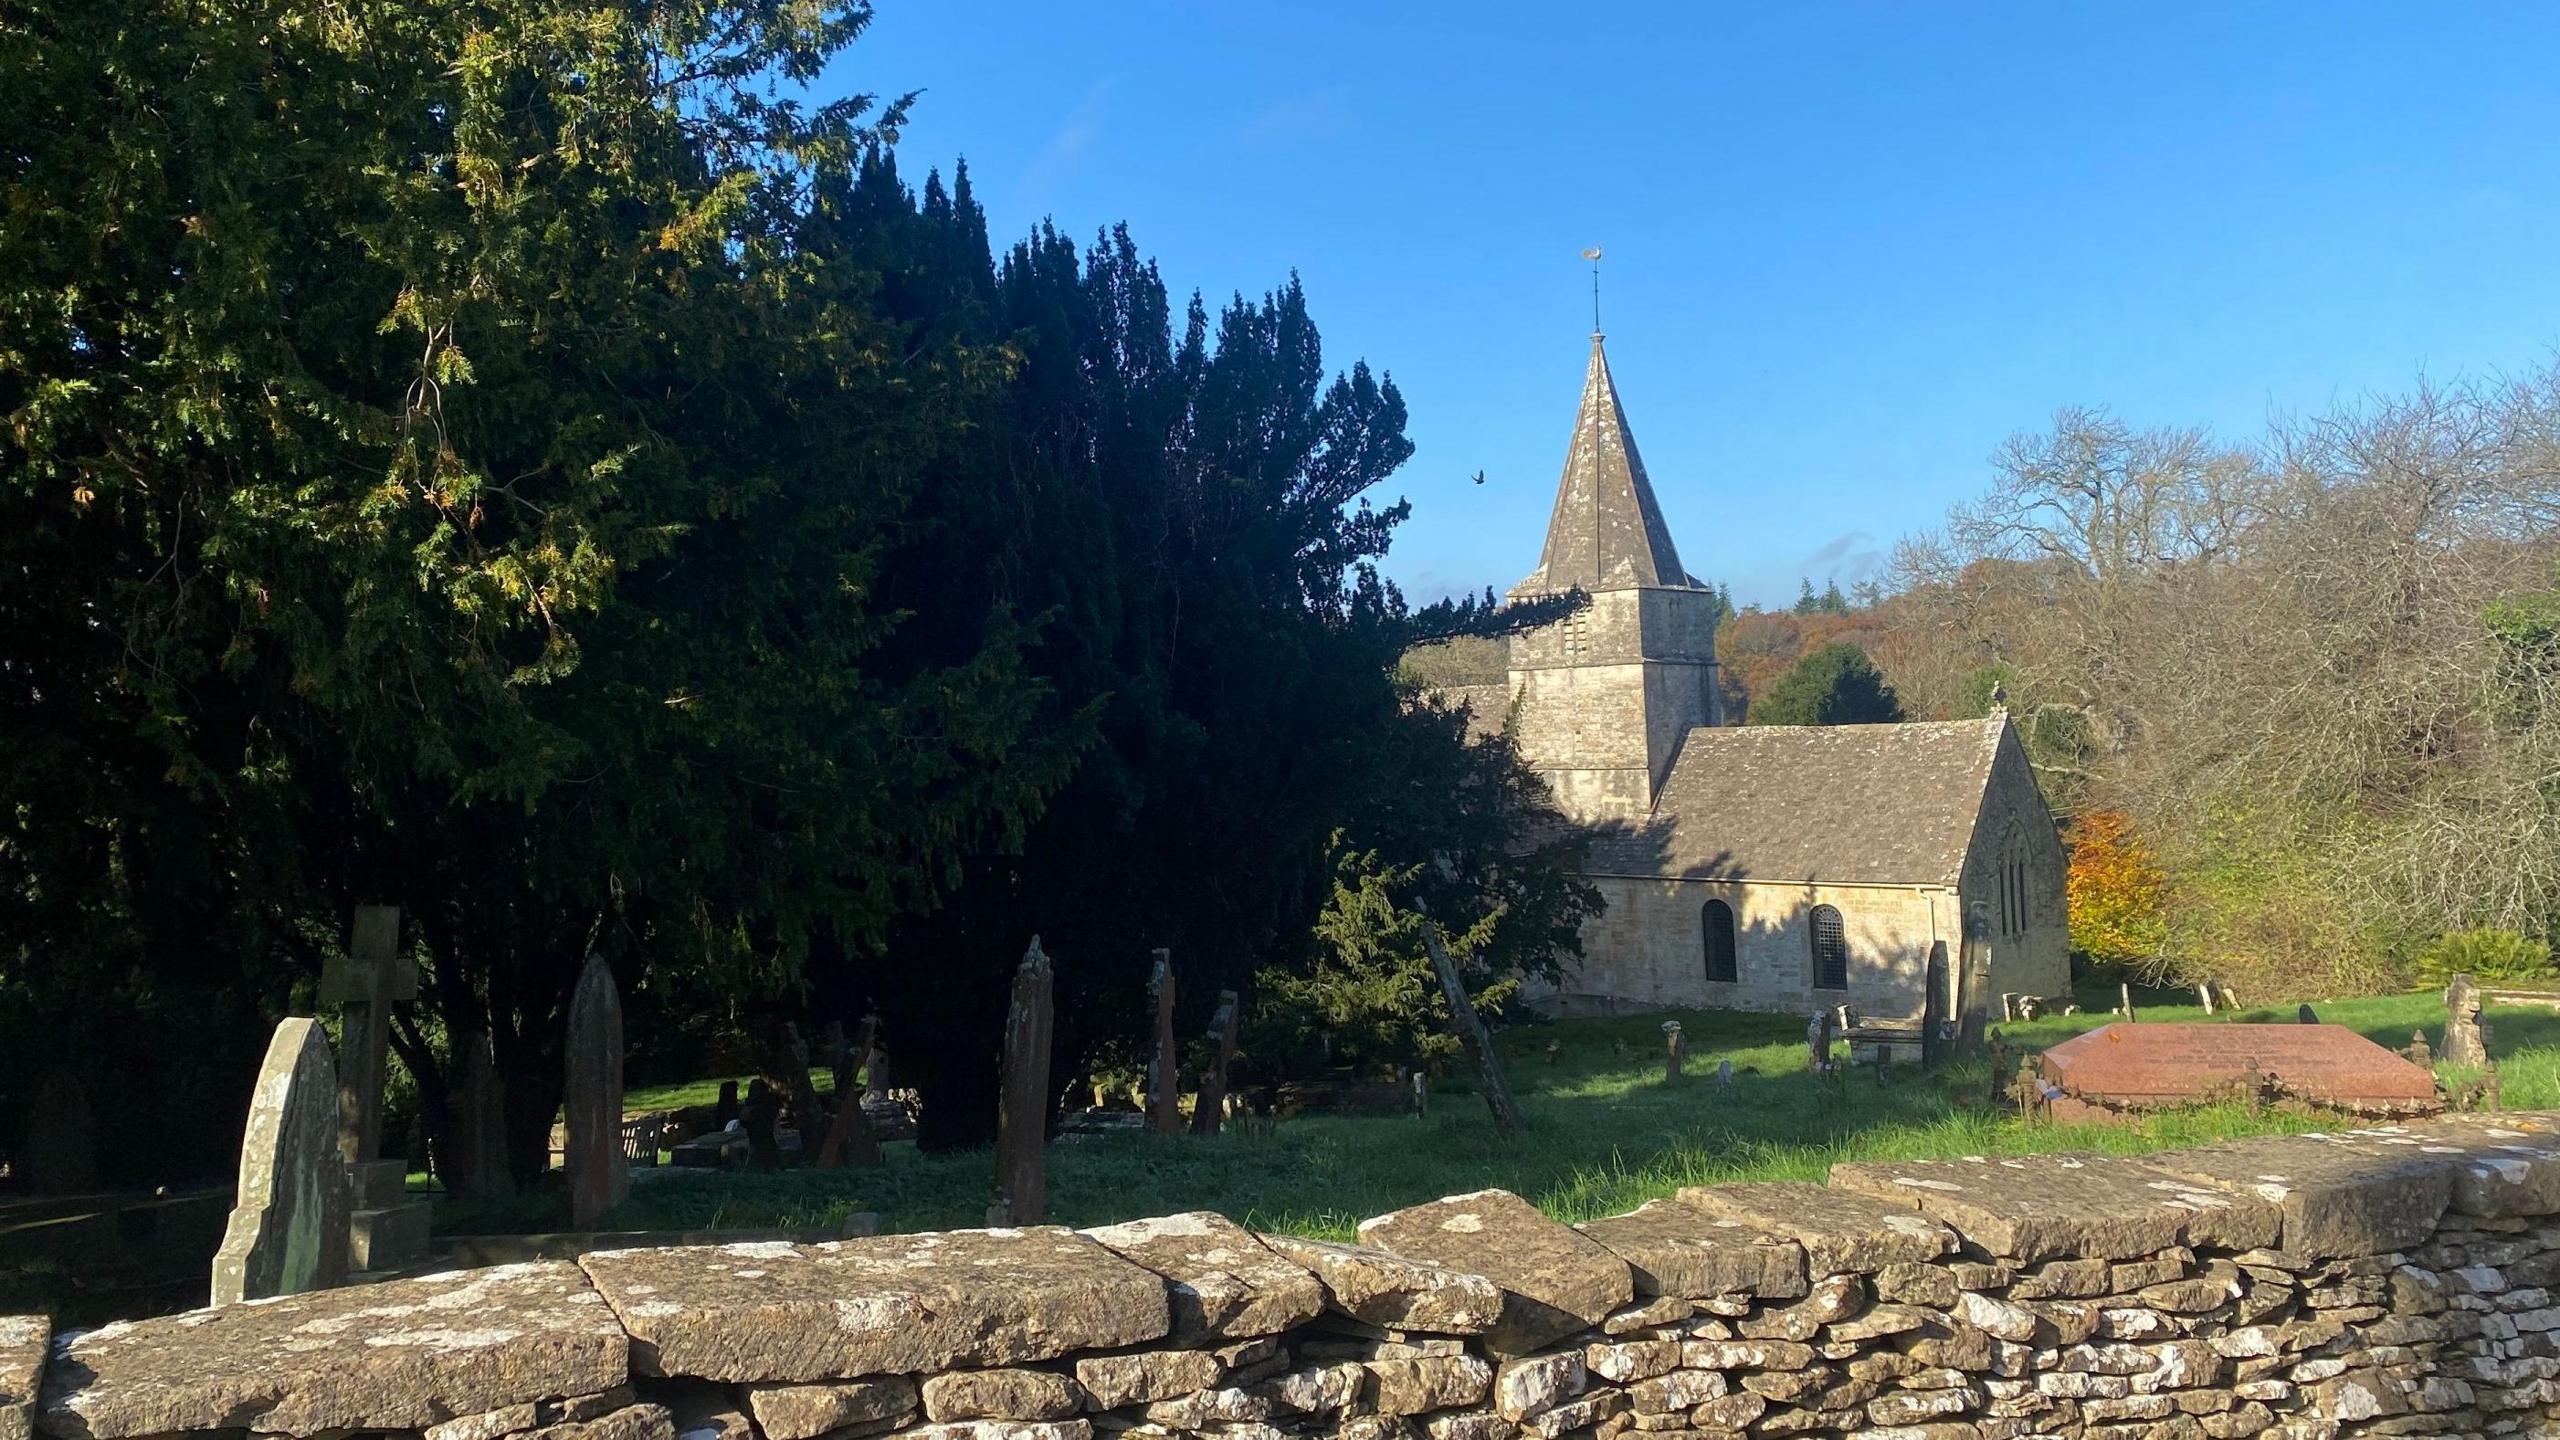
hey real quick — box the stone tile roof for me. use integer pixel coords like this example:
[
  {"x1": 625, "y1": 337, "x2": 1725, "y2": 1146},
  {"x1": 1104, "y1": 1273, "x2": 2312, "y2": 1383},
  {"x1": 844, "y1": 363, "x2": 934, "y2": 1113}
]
[
  {"x1": 1581, "y1": 717, "x2": 2008, "y2": 886},
  {"x1": 1510, "y1": 335, "x2": 1693, "y2": 596}
]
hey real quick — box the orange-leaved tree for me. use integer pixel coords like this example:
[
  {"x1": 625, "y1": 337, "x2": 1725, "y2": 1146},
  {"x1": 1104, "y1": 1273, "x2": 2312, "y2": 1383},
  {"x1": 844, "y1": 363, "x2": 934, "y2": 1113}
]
[{"x1": 2067, "y1": 810, "x2": 2168, "y2": 969}]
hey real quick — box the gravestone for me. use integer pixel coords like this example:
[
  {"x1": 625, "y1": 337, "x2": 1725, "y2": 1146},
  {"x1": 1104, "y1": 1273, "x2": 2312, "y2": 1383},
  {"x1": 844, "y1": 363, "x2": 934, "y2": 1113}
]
[
  {"x1": 1418, "y1": 920, "x2": 1523, "y2": 1138},
  {"x1": 321, "y1": 905, "x2": 413, "y2": 1166},
  {"x1": 2298, "y1": 1003, "x2": 2320, "y2": 1024},
  {"x1": 2038, "y1": 1022, "x2": 2443, "y2": 1123},
  {"x1": 2197, "y1": 982, "x2": 2218, "y2": 1015},
  {"x1": 1806, "y1": 1010, "x2": 1835, "y2": 1074},
  {"x1": 1716, "y1": 1058, "x2": 1733, "y2": 1093},
  {"x1": 211, "y1": 1019, "x2": 350, "y2": 1305},
  {"x1": 323, "y1": 906, "x2": 432, "y2": 1271},
  {"x1": 993, "y1": 937, "x2": 1055, "y2": 1223},
  {"x1": 563, "y1": 954, "x2": 630, "y2": 1226},
  {"x1": 814, "y1": 1015, "x2": 882, "y2": 1169},
  {"x1": 2119, "y1": 982, "x2": 2138, "y2": 1022},
  {"x1": 2406, "y1": 1029, "x2": 2435, "y2": 1067},
  {"x1": 741, "y1": 1079, "x2": 780, "y2": 1169},
  {"x1": 1191, "y1": 989, "x2": 1243, "y2": 1137},
  {"x1": 715, "y1": 1080, "x2": 740, "y2": 1129},
  {"x1": 2444, "y1": 973, "x2": 2492, "y2": 1069},
  {"x1": 1661, "y1": 1020, "x2": 1684, "y2": 1082},
  {"x1": 450, "y1": 1031, "x2": 514, "y2": 1201},
  {"x1": 1146, "y1": 950, "x2": 1181, "y2": 1136},
  {"x1": 1956, "y1": 901, "x2": 1994, "y2": 1047},
  {"x1": 1920, "y1": 944, "x2": 1949, "y2": 1068}
]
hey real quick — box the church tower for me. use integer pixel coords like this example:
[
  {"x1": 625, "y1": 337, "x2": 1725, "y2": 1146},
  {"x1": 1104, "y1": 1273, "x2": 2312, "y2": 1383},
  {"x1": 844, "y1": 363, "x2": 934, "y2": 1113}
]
[{"x1": 1504, "y1": 333, "x2": 1723, "y2": 823}]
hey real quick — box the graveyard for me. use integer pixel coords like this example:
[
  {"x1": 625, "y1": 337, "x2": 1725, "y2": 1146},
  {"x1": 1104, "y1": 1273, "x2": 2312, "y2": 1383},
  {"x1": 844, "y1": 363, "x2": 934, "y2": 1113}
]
[{"x1": 434, "y1": 982, "x2": 2560, "y2": 1244}]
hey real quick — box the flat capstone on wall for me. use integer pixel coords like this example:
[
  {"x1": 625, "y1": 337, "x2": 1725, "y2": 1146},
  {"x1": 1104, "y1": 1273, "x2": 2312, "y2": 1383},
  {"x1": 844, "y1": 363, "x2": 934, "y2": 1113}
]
[{"x1": 19, "y1": 1114, "x2": 2560, "y2": 1440}]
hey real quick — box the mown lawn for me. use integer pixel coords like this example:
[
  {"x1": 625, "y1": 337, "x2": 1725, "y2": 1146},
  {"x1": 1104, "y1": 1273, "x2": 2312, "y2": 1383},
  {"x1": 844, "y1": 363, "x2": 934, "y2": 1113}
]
[{"x1": 441, "y1": 983, "x2": 2560, "y2": 1241}]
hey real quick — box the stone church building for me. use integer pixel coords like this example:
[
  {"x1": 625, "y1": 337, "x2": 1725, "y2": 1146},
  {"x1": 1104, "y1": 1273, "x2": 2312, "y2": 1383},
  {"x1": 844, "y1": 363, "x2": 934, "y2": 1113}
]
[{"x1": 1452, "y1": 334, "x2": 2071, "y2": 1025}]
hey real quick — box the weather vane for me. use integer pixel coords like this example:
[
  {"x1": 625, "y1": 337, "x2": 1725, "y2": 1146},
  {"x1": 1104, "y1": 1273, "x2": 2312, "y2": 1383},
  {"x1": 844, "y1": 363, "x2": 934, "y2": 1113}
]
[{"x1": 1582, "y1": 246, "x2": 1603, "y2": 335}]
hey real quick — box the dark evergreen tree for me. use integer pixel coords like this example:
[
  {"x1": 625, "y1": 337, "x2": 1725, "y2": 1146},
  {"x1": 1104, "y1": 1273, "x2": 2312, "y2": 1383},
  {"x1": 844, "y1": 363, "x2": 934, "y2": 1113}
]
[{"x1": 1749, "y1": 642, "x2": 1906, "y2": 726}]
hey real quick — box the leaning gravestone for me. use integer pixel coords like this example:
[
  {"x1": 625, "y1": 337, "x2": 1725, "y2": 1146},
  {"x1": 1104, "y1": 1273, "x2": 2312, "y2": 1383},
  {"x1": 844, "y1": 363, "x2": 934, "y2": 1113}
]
[
  {"x1": 211, "y1": 1019, "x2": 350, "y2": 1306},
  {"x1": 1146, "y1": 949, "x2": 1181, "y2": 1136},
  {"x1": 993, "y1": 937, "x2": 1055, "y2": 1224},
  {"x1": 564, "y1": 954, "x2": 630, "y2": 1227}
]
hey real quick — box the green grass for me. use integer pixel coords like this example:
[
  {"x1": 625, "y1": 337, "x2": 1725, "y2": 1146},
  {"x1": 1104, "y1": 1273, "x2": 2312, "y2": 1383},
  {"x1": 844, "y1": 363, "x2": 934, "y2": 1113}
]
[
  {"x1": 622, "y1": 1069, "x2": 838, "y2": 1114},
  {"x1": 440, "y1": 985, "x2": 2560, "y2": 1242}
]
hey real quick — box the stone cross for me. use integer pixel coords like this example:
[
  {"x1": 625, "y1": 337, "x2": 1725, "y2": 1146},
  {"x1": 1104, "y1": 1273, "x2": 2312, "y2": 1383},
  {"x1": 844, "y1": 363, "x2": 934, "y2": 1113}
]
[
  {"x1": 1418, "y1": 919, "x2": 1526, "y2": 1138},
  {"x1": 320, "y1": 905, "x2": 414, "y2": 1166},
  {"x1": 2444, "y1": 973, "x2": 2492, "y2": 1069},
  {"x1": 563, "y1": 954, "x2": 630, "y2": 1227},
  {"x1": 1191, "y1": 989, "x2": 1242, "y2": 1138},
  {"x1": 1146, "y1": 949, "x2": 1182, "y2": 1136},
  {"x1": 993, "y1": 937, "x2": 1055, "y2": 1223},
  {"x1": 212, "y1": 1019, "x2": 350, "y2": 1305},
  {"x1": 449, "y1": 1031, "x2": 514, "y2": 1201},
  {"x1": 1662, "y1": 1020, "x2": 1684, "y2": 1083},
  {"x1": 814, "y1": 1016, "x2": 882, "y2": 1169}
]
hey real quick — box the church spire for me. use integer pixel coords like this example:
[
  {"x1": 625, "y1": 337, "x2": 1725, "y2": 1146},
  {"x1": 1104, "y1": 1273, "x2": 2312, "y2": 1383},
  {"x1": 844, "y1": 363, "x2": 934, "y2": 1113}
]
[{"x1": 1513, "y1": 334, "x2": 1691, "y2": 596}]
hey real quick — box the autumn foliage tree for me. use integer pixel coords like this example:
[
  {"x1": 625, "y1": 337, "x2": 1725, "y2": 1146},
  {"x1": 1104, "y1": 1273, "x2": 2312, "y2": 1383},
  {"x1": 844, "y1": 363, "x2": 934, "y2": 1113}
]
[{"x1": 2065, "y1": 810, "x2": 2167, "y2": 972}]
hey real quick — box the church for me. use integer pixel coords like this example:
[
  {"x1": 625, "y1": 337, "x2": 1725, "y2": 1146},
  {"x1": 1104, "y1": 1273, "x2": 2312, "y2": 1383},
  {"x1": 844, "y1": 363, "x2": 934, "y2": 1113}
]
[{"x1": 1447, "y1": 333, "x2": 2072, "y2": 1025}]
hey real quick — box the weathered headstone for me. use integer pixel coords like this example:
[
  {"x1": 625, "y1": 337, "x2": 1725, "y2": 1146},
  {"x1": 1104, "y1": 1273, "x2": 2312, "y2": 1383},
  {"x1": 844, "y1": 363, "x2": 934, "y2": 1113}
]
[
  {"x1": 1806, "y1": 1010, "x2": 1835, "y2": 1074},
  {"x1": 2197, "y1": 982, "x2": 2218, "y2": 1015},
  {"x1": 715, "y1": 1079, "x2": 741, "y2": 1129},
  {"x1": 993, "y1": 937, "x2": 1055, "y2": 1223},
  {"x1": 1956, "y1": 901, "x2": 1994, "y2": 1047},
  {"x1": 1661, "y1": 1020, "x2": 1684, "y2": 1082},
  {"x1": 1987, "y1": 1029, "x2": 2008, "y2": 1107},
  {"x1": 1920, "y1": 944, "x2": 1949, "y2": 1068},
  {"x1": 1146, "y1": 949, "x2": 1181, "y2": 1136},
  {"x1": 781, "y1": 1023, "x2": 828, "y2": 1165},
  {"x1": 1418, "y1": 920, "x2": 1524, "y2": 1138},
  {"x1": 1716, "y1": 1058, "x2": 1733, "y2": 1093},
  {"x1": 742, "y1": 1079, "x2": 781, "y2": 1170},
  {"x1": 2119, "y1": 982, "x2": 2137, "y2": 1022},
  {"x1": 450, "y1": 1031, "x2": 515, "y2": 1201},
  {"x1": 564, "y1": 954, "x2": 630, "y2": 1227},
  {"x1": 211, "y1": 1019, "x2": 350, "y2": 1306},
  {"x1": 1410, "y1": 1071, "x2": 1428, "y2": 1118},
  {"x1": 2298, "y1": 1003, "x2": 2320, "y2": 1025},
  {"x1": 1190, "y1": 989, "x2": 1242, "y2": 1138},
  {"x1": 2444, "y1": 973, "x2": 2492, "y2": 1068},
  {"x1": 321, "y1": 905, "x2": 415, "y2": 1167}
]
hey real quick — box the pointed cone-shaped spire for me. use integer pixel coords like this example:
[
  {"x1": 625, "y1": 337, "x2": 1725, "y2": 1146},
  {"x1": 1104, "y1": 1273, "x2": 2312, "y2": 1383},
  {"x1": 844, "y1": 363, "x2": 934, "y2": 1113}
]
[{"x1": 1514, "y1": 334, "x2": 1690, "y2": 595}]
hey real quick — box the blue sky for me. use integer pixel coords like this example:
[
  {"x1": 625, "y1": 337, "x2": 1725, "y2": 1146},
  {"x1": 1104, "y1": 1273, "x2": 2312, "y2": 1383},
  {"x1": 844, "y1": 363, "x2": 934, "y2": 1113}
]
[{"x1": 822, "y1": 3, "x2": 2560, "y2": 609}]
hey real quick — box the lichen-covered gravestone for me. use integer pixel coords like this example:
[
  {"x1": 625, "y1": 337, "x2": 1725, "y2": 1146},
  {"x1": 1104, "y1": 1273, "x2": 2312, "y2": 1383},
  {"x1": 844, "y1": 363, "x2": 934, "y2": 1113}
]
[
  {"x1": 565, "y1": 954, "x2": 630, "y2": 1227},
  {"x1": 993, "y1": 938, "x2": 1055, "y2": 1223},
  {"x1": 2445, "y1": 972, "x2": 2492, "y2": 1069},
  {"x1": 450, "y1": 1030, "x2": 514, "y2": 1202},
  {"x1": 210, "y1": 1018, "x2": 350, "y2": 1306}
]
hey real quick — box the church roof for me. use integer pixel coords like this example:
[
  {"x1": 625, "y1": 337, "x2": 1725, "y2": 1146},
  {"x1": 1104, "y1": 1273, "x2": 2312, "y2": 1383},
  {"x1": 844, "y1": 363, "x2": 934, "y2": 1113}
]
[
  {"x1": 1512, "y1": 334, "x2": 1693, "y2": 595},
  {"x1": 1581, "y1": 717, "x2": 2012, "y2": 886}
]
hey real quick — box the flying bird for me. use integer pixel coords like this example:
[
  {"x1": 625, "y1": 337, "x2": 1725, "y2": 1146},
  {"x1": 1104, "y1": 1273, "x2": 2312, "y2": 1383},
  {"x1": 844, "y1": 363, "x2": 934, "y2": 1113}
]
[{"x1": 1470, "y1": 469, "x2": 1486, "y2": 486}]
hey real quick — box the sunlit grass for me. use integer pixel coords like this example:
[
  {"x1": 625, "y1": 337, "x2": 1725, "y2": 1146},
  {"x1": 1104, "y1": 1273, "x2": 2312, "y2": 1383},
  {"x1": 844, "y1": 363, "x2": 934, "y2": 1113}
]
[{"x1": 438, "y1": 984, "x2": 2560, "y2": 1241}]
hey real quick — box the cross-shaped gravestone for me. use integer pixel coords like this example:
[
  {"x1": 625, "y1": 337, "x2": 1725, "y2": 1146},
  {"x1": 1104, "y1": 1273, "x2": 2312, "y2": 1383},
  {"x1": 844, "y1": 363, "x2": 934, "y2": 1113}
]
[{"x1": 320, "y1": 905, "x2": 414, "y2": 1166}]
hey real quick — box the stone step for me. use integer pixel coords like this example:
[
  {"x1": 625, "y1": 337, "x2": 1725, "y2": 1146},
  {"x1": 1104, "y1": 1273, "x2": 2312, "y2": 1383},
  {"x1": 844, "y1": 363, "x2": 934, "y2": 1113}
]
[
  {"x1": 347, "y1": 1157, "x2": 410, "y2": 1210},
  {"x1": 350, "y1": 1200, "x2": 433, "y2": 1271}
]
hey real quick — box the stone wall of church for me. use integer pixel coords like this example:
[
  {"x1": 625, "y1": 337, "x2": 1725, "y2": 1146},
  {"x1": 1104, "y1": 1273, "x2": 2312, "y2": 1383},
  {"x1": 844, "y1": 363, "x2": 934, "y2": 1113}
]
[
  {"x1": 1954, "y1": 729, "x2": 2073, "y2": 1007},
  {"x1": 1540, "y1": 876, "x2": 1943, "y2": 1021},
  {"x1": 22, "y1": 1119, "x2": 2560, "y2": 1440},
  {"x1": 1503, "y1": 587, "x2": 1721, "y2": 824}
]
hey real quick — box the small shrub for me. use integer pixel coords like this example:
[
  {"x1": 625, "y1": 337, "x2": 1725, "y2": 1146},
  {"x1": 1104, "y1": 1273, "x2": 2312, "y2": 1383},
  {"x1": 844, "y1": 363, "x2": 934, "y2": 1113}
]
[{"x1": 2413, "y1": 927, "x2": 2555, "y2": 987}]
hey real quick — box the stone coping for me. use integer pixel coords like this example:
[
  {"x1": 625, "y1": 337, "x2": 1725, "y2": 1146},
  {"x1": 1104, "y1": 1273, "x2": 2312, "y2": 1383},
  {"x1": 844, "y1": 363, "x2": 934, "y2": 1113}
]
[{"x1": 18, "y1": 1112, "x2": 2560, "y2": 1439}]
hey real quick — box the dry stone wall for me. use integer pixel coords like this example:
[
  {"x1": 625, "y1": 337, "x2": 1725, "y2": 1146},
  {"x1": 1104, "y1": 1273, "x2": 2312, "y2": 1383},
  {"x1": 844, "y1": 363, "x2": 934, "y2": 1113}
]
[{"x1": 23, "y1": 1115, "x2": 2560, "y2": 1440}]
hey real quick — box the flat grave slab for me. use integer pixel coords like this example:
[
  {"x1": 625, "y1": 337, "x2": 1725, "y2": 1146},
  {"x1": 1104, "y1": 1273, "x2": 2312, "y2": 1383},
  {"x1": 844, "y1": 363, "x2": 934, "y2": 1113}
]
[
  {"x1": 2038, "y1": 1023, "x2": 2442, "y2": 1122},
  {"x1": 1827, "y1": 1152, "x2": 2283, "y2": 1260}
]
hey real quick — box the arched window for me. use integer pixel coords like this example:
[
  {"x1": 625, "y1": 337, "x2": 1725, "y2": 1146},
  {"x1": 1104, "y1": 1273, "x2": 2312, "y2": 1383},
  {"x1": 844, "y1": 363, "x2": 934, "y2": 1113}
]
[
  {"x1": 1702, "y1": 899, "x2": 1738, "y2": 984},
  {"x1": 1809, "y1": 904, "x2": 1848, "y2": 991}
]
